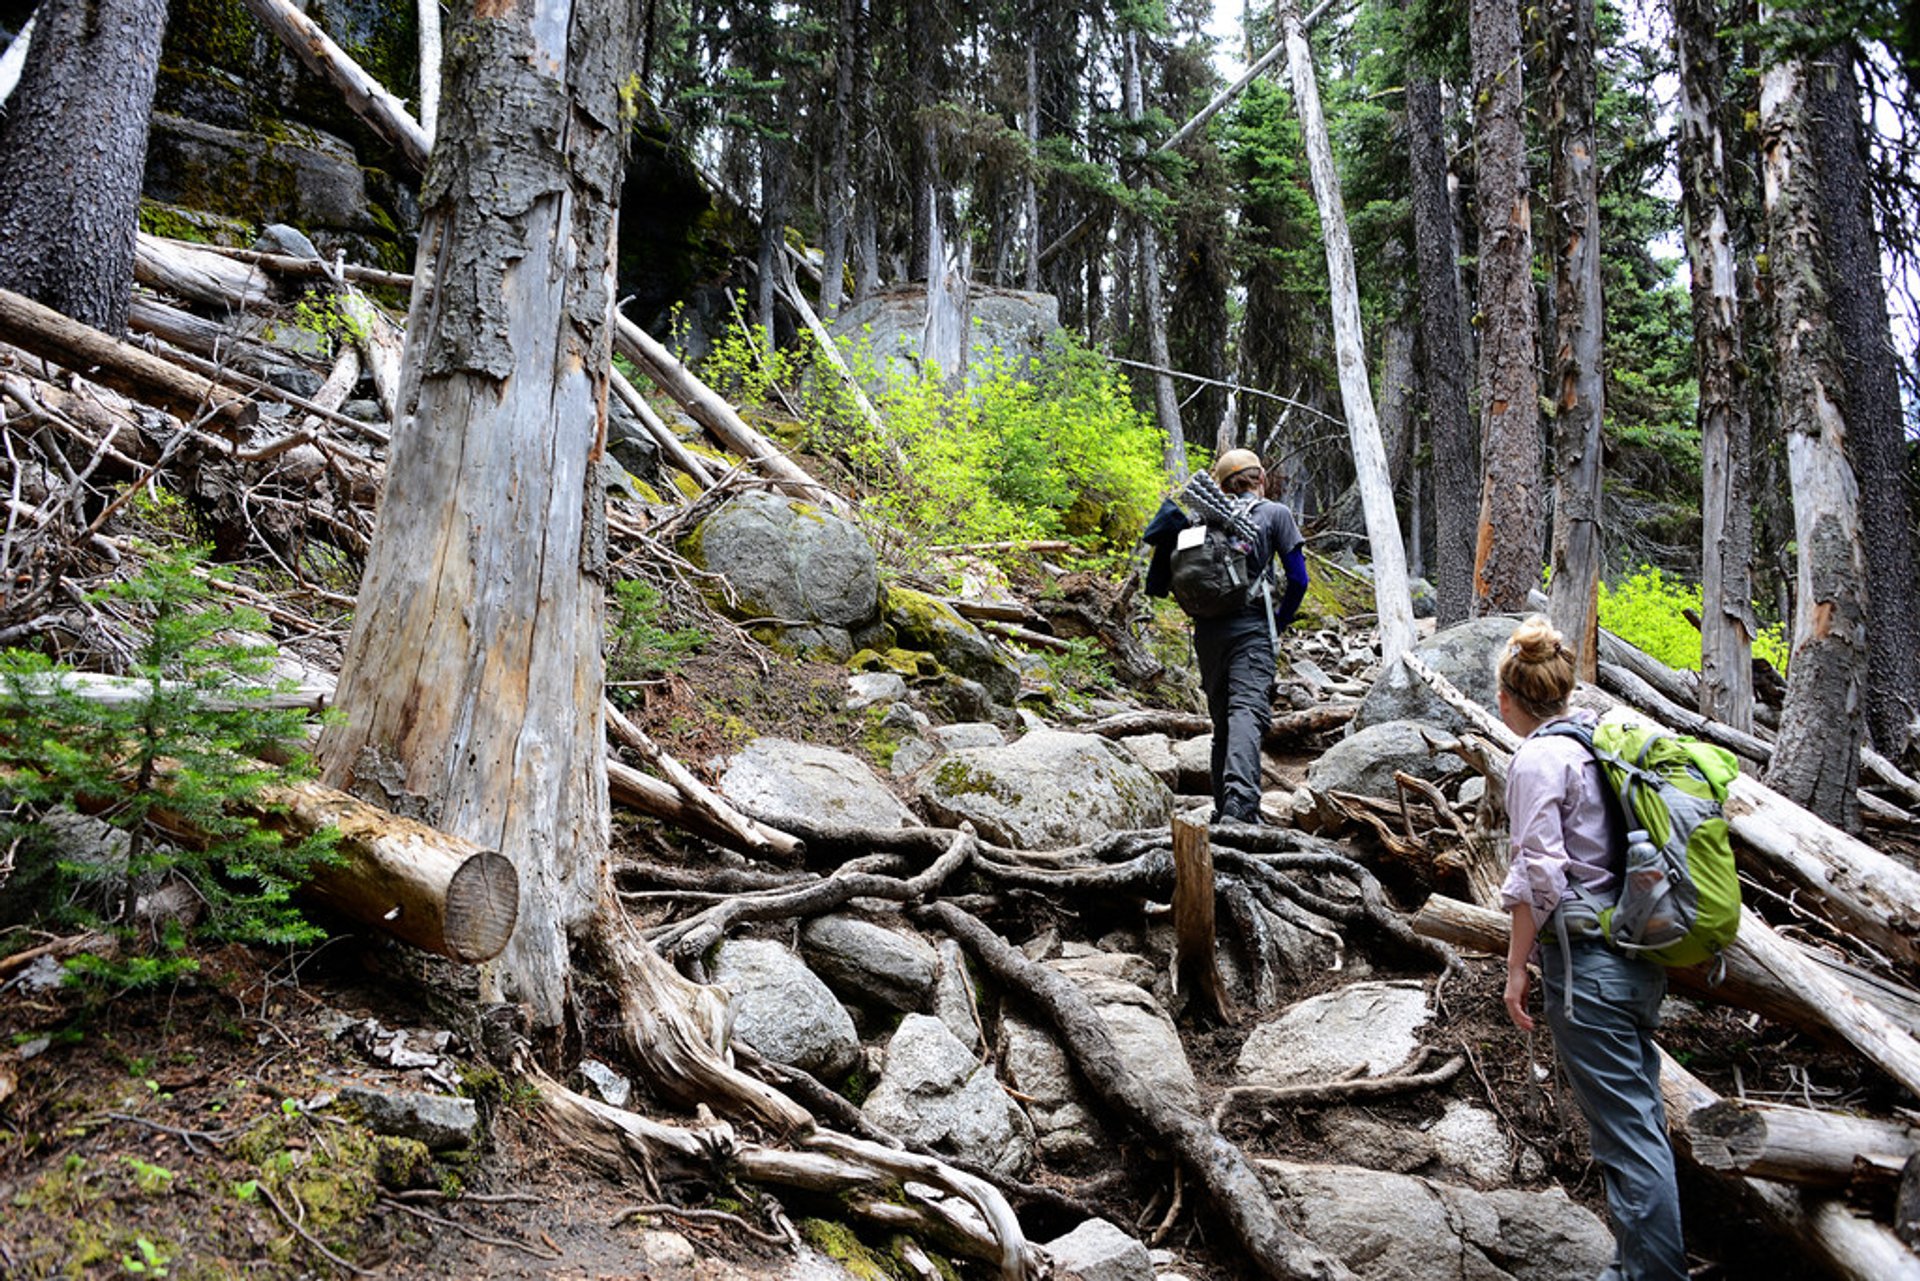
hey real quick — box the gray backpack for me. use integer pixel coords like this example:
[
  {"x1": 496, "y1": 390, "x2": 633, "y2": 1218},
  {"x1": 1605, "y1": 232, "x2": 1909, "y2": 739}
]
[{"x1": 1168, "y1": 479, "x2": 1267, "y2": 620}]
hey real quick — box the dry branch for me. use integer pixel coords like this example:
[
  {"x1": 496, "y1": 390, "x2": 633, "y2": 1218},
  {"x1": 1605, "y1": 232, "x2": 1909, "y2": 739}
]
[{"x1": 613, "y1": 315, "x2": 847, "y2": 514}]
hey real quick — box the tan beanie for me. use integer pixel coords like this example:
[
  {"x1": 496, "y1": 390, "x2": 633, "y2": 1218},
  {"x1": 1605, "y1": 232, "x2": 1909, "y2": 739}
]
[{"x1": 1211, "y1": 449, "x2": 1263, "y2": 486}]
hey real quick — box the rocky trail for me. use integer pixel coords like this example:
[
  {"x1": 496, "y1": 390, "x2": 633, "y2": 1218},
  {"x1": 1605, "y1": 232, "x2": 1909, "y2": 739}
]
[{"x1": 5, "y1": 236, "x2": 1920, "y2": 1280}]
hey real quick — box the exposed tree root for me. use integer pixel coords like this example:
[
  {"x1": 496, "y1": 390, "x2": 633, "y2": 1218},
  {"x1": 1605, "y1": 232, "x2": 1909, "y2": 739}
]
[{"x1": 917, "y1": 900, "x2": 1356, "y2": 1281}]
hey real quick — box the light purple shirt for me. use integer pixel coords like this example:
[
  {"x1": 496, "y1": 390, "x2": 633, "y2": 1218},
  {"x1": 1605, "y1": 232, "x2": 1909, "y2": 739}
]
[{"x1": 1498, "y1": 711, "x2": 1618, "y2": 916}]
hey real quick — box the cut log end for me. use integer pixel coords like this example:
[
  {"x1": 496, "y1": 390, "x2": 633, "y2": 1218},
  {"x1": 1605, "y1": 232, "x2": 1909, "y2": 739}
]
[{"x1": 443, "y1": 850, "x2": 520, "y2": 963}]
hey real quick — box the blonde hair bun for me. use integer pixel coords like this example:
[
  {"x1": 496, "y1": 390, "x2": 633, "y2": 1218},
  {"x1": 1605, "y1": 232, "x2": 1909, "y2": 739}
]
[{"x1": 1498, "y1": 614, "x2": 1574, "y2": 717}]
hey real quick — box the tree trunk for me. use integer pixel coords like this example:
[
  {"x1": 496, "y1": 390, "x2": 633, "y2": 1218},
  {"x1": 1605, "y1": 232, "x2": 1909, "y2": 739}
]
[
  {"x1": 1468, "y1": 0, "x2": 1543, "y2": 613},
  {"x1": 1809, "y1": 45, "x2": 1920, "y2": 762},
  {"x1": 1758, "y1": 45, "x2": 1869, "y2": 829},
  {"x1": 1688, "y1": 1098, "x2": 1920, "y2": 1189},
  {"x1": 1123, "y1": 30, "x2": 1188, "y2": 479},
  {"x1": 0, "y1": 0, "x2": 168, "y2": 335},
  {"x1": 1405, "y1": 71, "x2": 1479, "y2": 627},
  {"x1": 818, "y1": 0, "x2": 856, "y2": 318},
  {"x1": 316, "y1": 0, "x2": 632, "y2": 1040},
  {"x1": 1676, "y1": 0, "x2": 1757, "y2": 733},
  {"x1": 1661, "y1": 1052, "x2": 1920, "y2": 1279},
  {"x1": 1022, "y1": 38, "x2": 1041, "y2": 293},
  {"x1": 1544, "y1": 0, "x2": 1605, "y2": 681},
  {"x1": 1280, "y1": 0, "x2": 1417, "y2": 664},
  {"x1": 0, "y1": 287, "x2": 258, "y2": 432}
]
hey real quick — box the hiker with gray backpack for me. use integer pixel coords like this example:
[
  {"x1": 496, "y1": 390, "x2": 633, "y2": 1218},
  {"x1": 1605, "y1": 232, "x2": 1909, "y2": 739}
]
[
  {"x1": 1494, "y1": 615, "x2": 1741, "y2": 1281},
  {"x1": 1140, "y1": 449, "x2": 1307, "y2": 824}
]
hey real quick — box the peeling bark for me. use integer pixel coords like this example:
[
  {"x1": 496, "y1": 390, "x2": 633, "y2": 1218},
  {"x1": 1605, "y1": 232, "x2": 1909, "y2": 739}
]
[{"x1": 1757, "y1": 48, "x2": 1868, "y2": 828}]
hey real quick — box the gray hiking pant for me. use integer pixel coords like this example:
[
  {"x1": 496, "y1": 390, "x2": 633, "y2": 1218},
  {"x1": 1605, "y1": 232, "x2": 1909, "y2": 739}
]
[
  {"x1": 1542, "y1": 939, "x2": 1687, "y2": 1281},
  {"x1": 1193, "y1": 613, "x2": 1272, "y2": 823}
]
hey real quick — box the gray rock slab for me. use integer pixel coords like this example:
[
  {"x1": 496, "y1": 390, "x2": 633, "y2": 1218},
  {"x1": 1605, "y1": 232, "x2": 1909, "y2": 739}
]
[
  {"x1": 1045, "y1": 1218, "x2": 1153, "y2": 1281},
  {"x1": 846, "y1": 671, "x2": 909, "y2": 709},
  {"x1": 576, "y1": 1059, "x2": 633, "y2": 1109},
  {"x1": 998, "y1": 1013, "x2": 1106, "y2": 1168},
  {"x1": 1116, "y1": 733, "x2": 1179, "y2": 787},
  {"x1": 1260, "y1": 1160, "x2": 1613, "y2": 1281},
  {"x1": 1305, "y1": 719, "x2": 1457, "y2": 802},
  {"x1": 930, "y1": 721, "x2": 1006, "y2": 751},
  {"x1": 800, "y1": 914, "x2": 941, "y2": 1011},
  {"x1": 718, "y1": 738, "x2": 915, "y2": 830},
  {"x1": 861, "y1": 1014, "x2": 1033, "y2": 1175},
  {"x1": 336, "y1": 1085, "x2": 477, "y2": 1150},
  {"x1": 1169, "y1": 736, "x2": 1214, "y2": 793},
  {"x1": 1427, "y1": 1100, "x2": 1514, "y2": 1187},
  {"x1": 931, "y1": 939, "x2": 982, "y2": 1053},
  {"x1": 914, "y1": 728, "x2": 1173, "y2": 850},
  {"x1": 713, "y1": 939, "x2": 860, "y2": 1078},
  {"x1": 1353, "y1": 616, "x2": 1518, "y2": 734},
  {"x1": 1236, "y1": 981, "x2": 1433, "y2": 1087}
]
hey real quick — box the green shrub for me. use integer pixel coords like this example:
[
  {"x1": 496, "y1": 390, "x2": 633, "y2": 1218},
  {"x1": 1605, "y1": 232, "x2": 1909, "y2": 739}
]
[
  {"x1": 696, "y1": 320, "x2": 1167, "y2": 555},
  {"x1": 0, "y1": 549, "x2": 339, "y2": 988},
  {"x1": 1596, "y1": 566, "x2": 1790, "y2": 676}
]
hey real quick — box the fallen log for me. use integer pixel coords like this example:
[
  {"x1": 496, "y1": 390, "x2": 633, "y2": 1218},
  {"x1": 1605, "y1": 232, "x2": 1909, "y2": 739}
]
[
  {"x1": 606, "y1": 759, "x2": 801, "y2": 860},
  {"x1": 609, "y1": 366, "x2": 715, "y2": 489},
  {"x1": 238, "y1": 0, "x2": 431, "y2": 173},
  {"x1": 0, "y1": 287, "x2": 257, "y2": 431},
  {"x1": 133, "y1": 234, "x2": 274, "y2": 311},
  {"x1": 1411, "y1": 894, "x2": 1920, "y2": 1084},
  {"x1": 269, "y1": 780, "x2": 518, "y2": 963},
  {"x1": 1401, "y1": 651, "x2": 1920, "y2": 976},
  {"x1": 1661, "y1": 1050, "x2": 1920, "y2": 1279},
  {"x1": 612, "y1": 315, "x2": 849, "y2": 515},
  {"x1": 604, "y1": 701, "x2": 800, "y2": 861},
  {"x1": 920, "y1": 900, "x2": 1355, "y2": 1281},
  {"x1": 1687, "y1": 1098, "x2": 1920, "y2": 1189},
  {"x1": 127, "y1": 295, "x2": 314, "y2": 383}
]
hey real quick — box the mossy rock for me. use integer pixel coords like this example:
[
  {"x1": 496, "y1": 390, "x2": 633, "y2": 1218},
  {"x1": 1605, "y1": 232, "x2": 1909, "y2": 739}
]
[{"x1": 883, "y1": 586, "x2": 1020, "y2": 706}]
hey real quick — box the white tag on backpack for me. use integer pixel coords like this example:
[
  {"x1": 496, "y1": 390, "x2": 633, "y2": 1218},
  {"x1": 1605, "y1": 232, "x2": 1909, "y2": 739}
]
[{"x1": 1176, "y1": 525, "x2": 1206, "y2": 550}]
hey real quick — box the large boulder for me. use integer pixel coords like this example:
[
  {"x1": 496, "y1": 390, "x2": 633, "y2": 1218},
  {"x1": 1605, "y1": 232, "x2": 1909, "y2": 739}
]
[
  {"x1": 1236, "y1": 981, "x2": 1433, "y2": 1088},
  {"x1": 717, "y1": 739, "x2": 915, "y2": 830},
  {"x1": 885, "y1": 586, "x2": 1022, "y2": 708},
  {"x1": 827, "y1": 285, "x2": 1060, "y2": 389},
  {"x1": 915, "y1": 728, "x2": 1173, "y2": 850},
  {"x1": 1305, "y1": 720, "x2": 1455, "y2": 802},
  {"x1": 1352, "y1": 616, "x2": 1519, "y2": 735},
  {"x1": 861, "y1": 1014, "x2": 1034, "y2": 1175},
  {"x1": 1259, "y1": 1160, "x2": 1613, "y2": 1281},
  {"x1": 712, "y1": 939, "x2": 859, "y2": 1079},
  {"x1": 684, "y1": 491, "x2": 883, "y2": 659}
]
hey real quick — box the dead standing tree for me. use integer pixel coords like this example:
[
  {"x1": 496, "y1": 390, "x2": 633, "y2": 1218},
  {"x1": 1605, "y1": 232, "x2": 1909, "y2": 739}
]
[
  {"x1": 1757, "y1": 33, "x2": 1869, "y2": 828},
  {"x1": 315, "y1": 0, "x2": 631, "y2": 1040}
]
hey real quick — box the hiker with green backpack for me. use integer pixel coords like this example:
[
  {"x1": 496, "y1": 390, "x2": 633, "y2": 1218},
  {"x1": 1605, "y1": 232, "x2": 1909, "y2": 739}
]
[{"x1": 1494, "y1": 615, "x2": 1740, "y2": 1281}]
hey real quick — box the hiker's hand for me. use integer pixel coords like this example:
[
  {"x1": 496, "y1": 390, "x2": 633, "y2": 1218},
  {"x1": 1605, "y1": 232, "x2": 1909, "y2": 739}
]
[{"x1": 1504, "y1": 967, "x2": 1535, "y2": 1031}]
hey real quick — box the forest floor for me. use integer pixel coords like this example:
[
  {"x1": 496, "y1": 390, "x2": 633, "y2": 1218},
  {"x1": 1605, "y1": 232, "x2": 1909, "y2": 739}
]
[{"x1": 1, "y1": 585, "x2": 1909, "y2": 1278}]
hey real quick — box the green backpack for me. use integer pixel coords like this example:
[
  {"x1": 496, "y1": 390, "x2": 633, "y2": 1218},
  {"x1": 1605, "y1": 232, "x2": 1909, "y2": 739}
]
[{"x1": 1540, "y1": 715, "x2": 1742, "y2": 969}]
